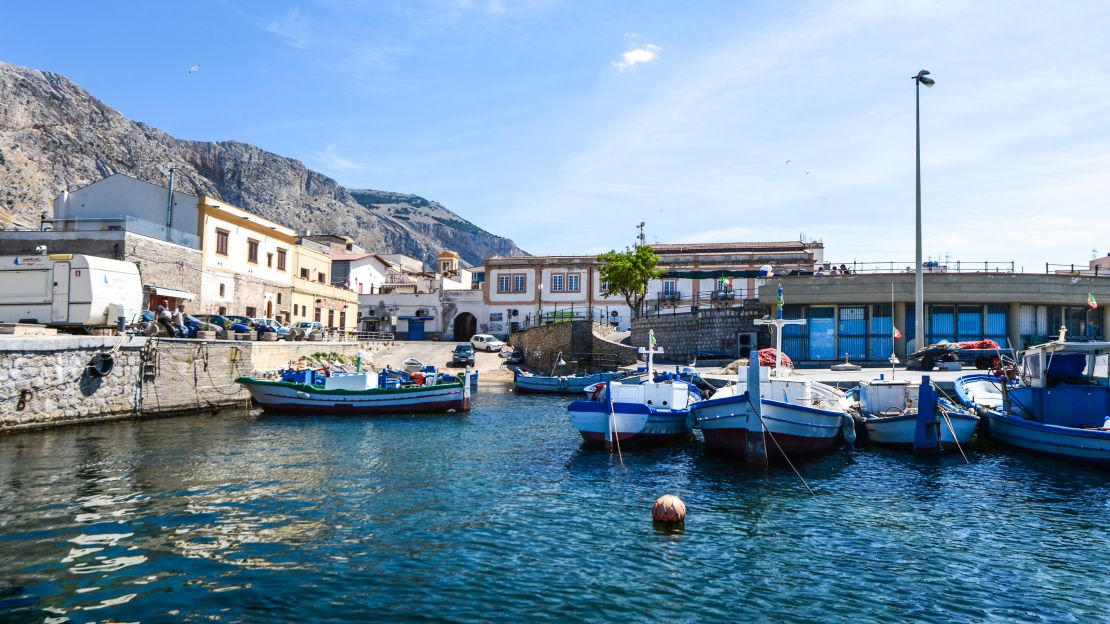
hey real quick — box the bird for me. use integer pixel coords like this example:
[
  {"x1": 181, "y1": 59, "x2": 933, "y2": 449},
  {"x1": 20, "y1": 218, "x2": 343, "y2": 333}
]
[
  {"x1": 785, "y1": 160, "x2": 791, "y2": 165},
  {"x1": 805, "y1": 171, "x2": 810, "y2": 175},
  {"x1": 187, "y1": 64, "x2": 200, "y2": 74}
]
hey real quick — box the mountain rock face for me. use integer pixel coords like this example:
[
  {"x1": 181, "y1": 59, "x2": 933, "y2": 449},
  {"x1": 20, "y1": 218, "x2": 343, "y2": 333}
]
[{"x1": 0, "y1": 61, "x2": 525, "y2": 267}]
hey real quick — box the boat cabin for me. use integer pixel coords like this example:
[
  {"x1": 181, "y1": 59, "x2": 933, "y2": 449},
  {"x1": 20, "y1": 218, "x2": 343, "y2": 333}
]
[
  {"x1": 1012, "y1": 341, "x2": 1110, "y2": 428},
  {"x1": 610, "y1": 379, "x2": 695, "y2": 411}
]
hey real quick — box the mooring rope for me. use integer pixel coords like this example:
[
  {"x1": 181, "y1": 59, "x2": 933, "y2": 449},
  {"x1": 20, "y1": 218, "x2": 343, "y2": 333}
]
[{"x1": 756, "y1": 412, "x2": 814, "y2": 495}]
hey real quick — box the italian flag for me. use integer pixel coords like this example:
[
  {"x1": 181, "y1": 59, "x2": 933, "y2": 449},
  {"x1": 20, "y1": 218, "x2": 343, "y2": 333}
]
[
  {"x1": 893, "y1": 325, "x2": 902, "y2": 339},
  {"x1": 1089, "y1": 293, "x2": 1098, "y2": 310},
  {"x1": 649, "y1": 329, "x2": 657, "y2": 347}
]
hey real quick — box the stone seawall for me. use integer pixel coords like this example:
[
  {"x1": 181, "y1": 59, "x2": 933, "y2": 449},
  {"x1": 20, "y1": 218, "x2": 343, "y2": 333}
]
[
  {"x1": 509, "y1": 321, "x2": 637, "y2": 373},
  {"x1": 631, "y1": 300, "x2": 769, "y2": 363},
  {"x1": 0, "y1": 337, "x2": 363, "y2": 432}
]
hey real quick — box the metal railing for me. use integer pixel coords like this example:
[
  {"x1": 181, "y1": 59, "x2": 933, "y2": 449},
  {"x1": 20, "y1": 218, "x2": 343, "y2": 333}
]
[
  {"x1": 1045, "y1": 262, "x2": 1107, "y2": 276},
  {"x1": 815, "y1": 260, "x2": 1016, "y2": 275},
  {"x1": 44, "y1": 216, "x2": 201, "y2": 248}
]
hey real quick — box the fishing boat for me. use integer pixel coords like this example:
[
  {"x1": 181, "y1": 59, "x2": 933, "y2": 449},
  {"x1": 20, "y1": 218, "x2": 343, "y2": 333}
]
[
  {"x1": 848, "y1": 376, "x2": 979, "y2": 453},
  {"x1": 514, "y1": 369, "x2": 628, "y2": 394},
  {"x1": 567, "y1": 331, "x2": 700, "y2": 450},
  {"x1": 691, "y1": 288, "x2": 853, "y2": 465},
  {"x1": 953, "y1": 332, "x2": 1110, "y2": 465},
  {"x1": 237, "y1": 367, "x2": 471, "y2": 415},
  {"x1": 402, "y1": 358, "x2": 424, "y2": 372}
]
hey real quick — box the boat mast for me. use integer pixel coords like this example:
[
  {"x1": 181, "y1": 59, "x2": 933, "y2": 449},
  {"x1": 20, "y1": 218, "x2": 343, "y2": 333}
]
[{"x1": 754, "y1": 284, "x2": 805, "y2": 378}]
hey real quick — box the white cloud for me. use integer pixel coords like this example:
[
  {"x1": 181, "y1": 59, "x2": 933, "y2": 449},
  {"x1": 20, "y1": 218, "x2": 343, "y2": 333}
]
[
  {"x1": 311, "y1": 145, "x2": 379, "y2": 176},
  {"x1": 613, "y1": 43, "x2": 662, "y2": 72},
  {"x1": 264, "y1": 8, "x2": 313, "y2": 49}
]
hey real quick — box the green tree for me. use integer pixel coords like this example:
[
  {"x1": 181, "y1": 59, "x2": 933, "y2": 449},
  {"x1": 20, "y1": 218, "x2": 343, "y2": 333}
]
[{"x1": 597, "y1": 246, "x2": 666, "y2": 319}]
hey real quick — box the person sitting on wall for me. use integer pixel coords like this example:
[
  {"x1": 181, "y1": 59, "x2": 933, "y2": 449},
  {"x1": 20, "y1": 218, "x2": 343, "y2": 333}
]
[
  {"x1": 156, "y1": 299, "x2": 176, "y2": 336},
  {"x1": 172, "y1": 304, "x2": 188, "y2": 337},
  {"x1": 839, "y1": 264, "x2": 850, "y2": 275}
]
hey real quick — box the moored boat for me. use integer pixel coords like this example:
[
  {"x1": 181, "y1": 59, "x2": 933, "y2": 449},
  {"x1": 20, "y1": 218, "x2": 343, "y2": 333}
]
[
  {"x1": 567, "y1": 331, "x2": 700, "y2": 450},
  {"x1": 237, "y1": 367, "x2": 471, "y2": 415},
  {"x1": 953, "y1": 334, "x2": 1110, "y2": 465},
  {"x1": 848, "y1": 376, "x2": 978, "y2": 453},
  {"x1": 691, "y1": 290, "x2": 853, "y2": 465},
  {"x1": 514, "y1": 369, "x2": 628, "y2": 394}
]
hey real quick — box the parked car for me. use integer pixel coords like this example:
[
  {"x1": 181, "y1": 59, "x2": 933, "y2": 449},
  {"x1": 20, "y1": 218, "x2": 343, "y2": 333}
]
[
  {"x1": 183, "y1": 315, "x2": 223, "y2": 339},
  {"x1": 292, "y1": 321, "x2": 325, "y2": 340},
  {"x1": 470, "y1": 334, "x2": 505, "y2": 352},
  {"x1": 195, "y1": 314, "x2": 250, "y2": 336},
  {"x1": 451, "y1": 343, "x2": 475, "y2": 367},
  {"x1": 254, "y1": 318, "x2": 292, "y2": 340},
  {"x1": 249, "y1": 317, "x2": 283, "y2": 338}
]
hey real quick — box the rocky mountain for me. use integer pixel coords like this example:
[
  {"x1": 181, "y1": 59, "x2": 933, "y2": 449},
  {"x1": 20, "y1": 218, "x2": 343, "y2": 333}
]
[{"x1": 0, "y1": 61, "x2": 525, "y2": 267}]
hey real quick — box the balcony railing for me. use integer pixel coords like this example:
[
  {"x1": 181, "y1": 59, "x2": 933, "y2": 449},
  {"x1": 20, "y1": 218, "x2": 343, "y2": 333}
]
[{"x1": 46, "y1": 217, "x2": 200, "y2": 248}]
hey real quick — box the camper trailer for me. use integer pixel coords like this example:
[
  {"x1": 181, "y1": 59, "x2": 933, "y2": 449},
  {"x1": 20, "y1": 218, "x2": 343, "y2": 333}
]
[{"x1": 0, "y1": 253, "x2": 143, "y2": 327}]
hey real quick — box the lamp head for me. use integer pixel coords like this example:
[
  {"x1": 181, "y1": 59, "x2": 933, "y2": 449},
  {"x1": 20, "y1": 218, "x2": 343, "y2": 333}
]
[{"x1": 913, "y1": 69, "x2": 935, "y2": 87}]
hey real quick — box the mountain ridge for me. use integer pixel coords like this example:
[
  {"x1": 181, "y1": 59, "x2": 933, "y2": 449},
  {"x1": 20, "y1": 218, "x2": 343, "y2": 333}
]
[{"x1": 0, "y1": 61, "x2": 526, "y2": 267}]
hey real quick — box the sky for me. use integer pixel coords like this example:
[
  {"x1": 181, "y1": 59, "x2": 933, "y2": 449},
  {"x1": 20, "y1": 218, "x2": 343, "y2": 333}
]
[{"x1": 2, "y1": 0, "x2": 1109, "y2": 271}]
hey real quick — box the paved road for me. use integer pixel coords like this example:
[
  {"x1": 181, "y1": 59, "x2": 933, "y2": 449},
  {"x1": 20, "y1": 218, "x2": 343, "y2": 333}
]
[{"x1": 369, "y1": 339, "x2": 515, "y2": 387}]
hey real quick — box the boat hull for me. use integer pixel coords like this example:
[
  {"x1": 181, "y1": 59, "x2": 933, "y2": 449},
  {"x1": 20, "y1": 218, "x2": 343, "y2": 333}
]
[
  {"x1": 988, "y1": 413, "x2": 1110, "y2": 465},
  {"x1": 692, "y1": 394, "x2": 843, "y2": 461},
  {"x1": 238, "y1": 379, "x2": 471, "y2": 415},
  {"x1": 759, "y1": 399, "x2": 843, "y2": 457},
  {"x1": 864, "y1": 412, "x2": 979, "y2": 452},
  {"x1": 568, "y1": 400, "x2": 692, "y2": 450},
  {"x1": 692, "y1": 393, "x2": 755, "y2": 455},
  {"x1": 515, "y1": 372, "x2": 619, "y2": 395}
]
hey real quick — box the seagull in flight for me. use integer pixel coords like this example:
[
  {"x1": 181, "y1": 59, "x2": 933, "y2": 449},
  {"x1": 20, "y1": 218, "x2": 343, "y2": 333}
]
[{"x1": 187, "y1": 64, "x2": 200, "y2": 74}]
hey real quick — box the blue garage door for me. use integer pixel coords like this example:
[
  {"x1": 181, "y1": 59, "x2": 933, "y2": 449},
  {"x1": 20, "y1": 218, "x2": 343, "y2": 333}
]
[{"x1": 408, "y1": 320, "x2": 425, "y2": 340}]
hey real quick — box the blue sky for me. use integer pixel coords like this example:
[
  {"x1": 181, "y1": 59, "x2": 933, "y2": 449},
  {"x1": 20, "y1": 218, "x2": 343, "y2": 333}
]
[{"x1": 3, "y1": 1, "x2": 1109, "y2": 270}]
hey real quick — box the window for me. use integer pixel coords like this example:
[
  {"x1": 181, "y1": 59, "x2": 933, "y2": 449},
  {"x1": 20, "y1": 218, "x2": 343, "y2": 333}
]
[
  {"x1": 567, "y1": 274, "x2": 580, "y2": 292},
  {"x1": 551, "y1": 274, "x2": 565, "y2": 292},
  {"x1": 300, "y1": 268, "x2": 310, "y2": 279},
  {"x1": 339, "y1": 310, "x2": 346, "y2": 329},
  {"x1": 245, "y1": 306, "x2": 257, "y2": 317},
  {"x1": 215, "y1": 229, "x2": 229, "y2": 255},
  {"x1": 315, "y1": 307, "x2": 321, "y2": 322},
  {"x1": 219, "y1": 283, "x2": 225, "y2": 297},
  {"x1": 318, "y1": 272, "x2": 326, "y2": 284},
  {"x1": 600, "y1": 280, "x2": 610, "y2": 293},
  {"x1": 266, "y1": 252, "x2": 273, "y2": 268},
  {"x1": 663, "y1": 280, "x2": 677, "y2": 296},
  {"x1": 277, "y1": 293, "x2": 282, "y2": 304},
  {"x1": 513, "y1": 274, "x2": 526, "y2": 293},
  {"x1": 328, "y1": 309, "x2": 335, "y2": 328},
  {"x1": 247, "y1": 239, "x2": 259, "y2": 264},
  {"x1": 498, "y1": 275, "x2": 511, "y2": 293},
  {"x1": 277, "y1": 248, "x2": 287, "y2": 271},
  {"x1": 218, "y1": 306, "x2": 227, "y2": 315}
]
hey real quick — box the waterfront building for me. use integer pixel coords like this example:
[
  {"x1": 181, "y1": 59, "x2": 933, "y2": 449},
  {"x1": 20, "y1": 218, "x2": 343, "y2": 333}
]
[
  {"x1": 358, "y1": 250, "x2": 483, "y2": 339},
  {"x1": 485, "y1": 240, "x2": 824, "y2": 335},
  {"x1": 197, "y1": 195, "x2": 295, "y2": 319},
  {"x1": 290, "y1": 240, "x2": 359, "y2": 331},
  {"x1": 755, "y1": 257, "x2": 1110, "y2": 366},
  {"x1": 0, "y1": 173, "x2": 202, "y2": 310}
]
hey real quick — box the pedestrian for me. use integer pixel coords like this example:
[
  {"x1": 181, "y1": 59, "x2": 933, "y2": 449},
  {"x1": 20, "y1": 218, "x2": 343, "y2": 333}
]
[
  {"x1": 172, "y1": 304, "x2": 188, "y2": 337},
  {"x1": 156, "y1": 299, "x2": 175, "y2": 335}
]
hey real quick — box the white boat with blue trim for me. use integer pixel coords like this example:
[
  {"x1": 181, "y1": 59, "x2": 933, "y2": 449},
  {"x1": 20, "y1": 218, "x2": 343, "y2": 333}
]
[
  {"x1": 514, "y1": 369, "x2": 629, "y2": 395},
  {"x1": 848, "y1": 376, "x2": 979, "y2": 453},
  {"x1": 567, "y1": 331, "x2": 700, "y2": 450},
  {"x1": 953, "y1": 333, "x2": 1110, "y2": 466},
  {"x1": 690, "y1": 292, "x2": 853, "y2": 465}
]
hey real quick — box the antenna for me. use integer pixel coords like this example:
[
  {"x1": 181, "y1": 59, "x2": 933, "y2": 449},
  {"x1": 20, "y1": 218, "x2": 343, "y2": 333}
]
[{"x1": 636, "y1": 222, "x2": 646, "y2": 248}]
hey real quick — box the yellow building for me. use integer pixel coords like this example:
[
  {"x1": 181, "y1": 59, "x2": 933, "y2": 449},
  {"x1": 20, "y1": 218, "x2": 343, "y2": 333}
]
[
  {"x1": 291, "y1": 242, "x2": 359, "y2": 331},
  {"x1": 197, "y1": 195, "x2": 295, "y2": 319}
]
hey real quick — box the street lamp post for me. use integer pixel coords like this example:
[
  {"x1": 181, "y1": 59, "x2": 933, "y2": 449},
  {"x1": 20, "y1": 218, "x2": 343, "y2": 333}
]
[
  {"x1": 913, "y1": 69, "x2": 935, "y2": 354},
  {"x1": 537, "y1": 283, "x2": 543, "y2": 328}
]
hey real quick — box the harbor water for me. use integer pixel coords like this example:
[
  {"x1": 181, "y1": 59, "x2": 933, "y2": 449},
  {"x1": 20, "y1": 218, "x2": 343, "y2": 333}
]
[{"x1": 0, "y1": 390, "x2": 1106, "y2": 623}]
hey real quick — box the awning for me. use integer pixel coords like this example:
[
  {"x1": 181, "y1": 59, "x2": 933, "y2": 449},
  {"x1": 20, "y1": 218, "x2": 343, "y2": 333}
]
[{"x1": 144, "y1": 285, "x2": 195, "y2": 299}]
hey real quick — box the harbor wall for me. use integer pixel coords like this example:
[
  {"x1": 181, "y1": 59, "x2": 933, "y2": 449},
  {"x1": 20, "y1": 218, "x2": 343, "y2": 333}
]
[
  {"x1": 510, "y1": 321, "x2": 637, "y2": 372},
  {"x1": 631, "y1": 300, "x2": 769, "y2": 363},
  {"x1": 0, "y1": 337, "x2": 362, "y2": 433}
]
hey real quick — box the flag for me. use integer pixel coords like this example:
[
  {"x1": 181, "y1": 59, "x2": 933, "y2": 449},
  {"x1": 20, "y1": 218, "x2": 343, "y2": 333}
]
[
  {"x1": 649, "y1": 329, "x2": 657, "y2": 348},
  {"x1": 1089, "y1": 293, "x2": 1098, "y2": 309},
  {"x1": 893, "y1": 325, "x2": 902, "y2": 339}
]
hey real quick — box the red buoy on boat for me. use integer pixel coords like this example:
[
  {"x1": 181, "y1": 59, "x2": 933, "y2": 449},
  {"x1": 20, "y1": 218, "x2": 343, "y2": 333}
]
[{"x1": 652, "y1": 495, "x2": 686, "y2": 524}]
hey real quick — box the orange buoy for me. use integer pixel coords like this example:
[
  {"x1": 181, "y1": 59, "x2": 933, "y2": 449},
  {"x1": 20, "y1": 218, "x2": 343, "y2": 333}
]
[{"x1": 652, "y1": 494, "x2": 686, "y2": 525}]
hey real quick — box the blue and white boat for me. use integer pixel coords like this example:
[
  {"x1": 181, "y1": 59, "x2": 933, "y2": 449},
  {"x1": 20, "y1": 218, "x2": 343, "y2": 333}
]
[
  {"x1": 568, "y1": 332, "x2": 700, "y2": 450},
  {"x1": 849, "y1": 376, "x2": 979, "y2": 454},
  {"x1": 953, "y1": 336, "x2": 1110, "y2": 465}
]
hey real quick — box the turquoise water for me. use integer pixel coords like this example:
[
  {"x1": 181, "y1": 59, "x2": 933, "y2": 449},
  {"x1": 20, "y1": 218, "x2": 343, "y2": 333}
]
[{"x1": 0, "y1": 390, "x2": 1106, "y2": 623}]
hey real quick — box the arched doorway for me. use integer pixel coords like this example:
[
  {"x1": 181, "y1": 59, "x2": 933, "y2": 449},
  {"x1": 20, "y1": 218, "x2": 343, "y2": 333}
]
[
  {"x1": 453, "y1": 312, "x2": 477, "y2": 341},
  {"x1": 265, "y1": 300, "x2": 273, "y2": 318}
]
